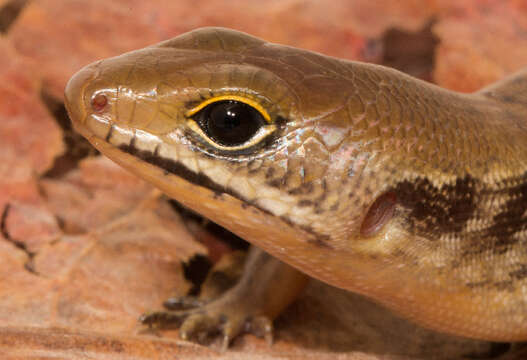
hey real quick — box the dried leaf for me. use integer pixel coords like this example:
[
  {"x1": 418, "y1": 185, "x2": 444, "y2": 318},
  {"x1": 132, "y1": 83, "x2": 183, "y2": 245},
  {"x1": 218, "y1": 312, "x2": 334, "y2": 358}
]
[
  {"x1": 0, "y1": 38, "x2": 63, "y2": 178},
  {"x1": 434, "y1": 0, "x2": 527, "y2": 91},
  {"x1": 0, "y1": 239, "x2": 54, "y2": 328},
  {"x1": 41, "y1": 156, "x2": 157, "y2": 231},
  {"x1": 0, "y1": 326, "x2": 218, "y2": 360},
  {"x1": 3, "y1": 202, "x2": 61, "y2": 253},
  {"x1": 0, "y1": 35, "x2": 63, "y2": 253},
  {"x1": 1, "y1": 156, "x2": 205, "y2": 336}
]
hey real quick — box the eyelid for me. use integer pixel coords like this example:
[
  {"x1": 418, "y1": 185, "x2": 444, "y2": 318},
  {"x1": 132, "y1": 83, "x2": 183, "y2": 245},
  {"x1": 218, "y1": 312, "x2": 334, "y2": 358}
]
[
  {"x1": 186, "y1": 119, "x2": 276, "y2": 151},
  {"x1": 185, "y1": 95, "x2": 272, "y2": 123}
]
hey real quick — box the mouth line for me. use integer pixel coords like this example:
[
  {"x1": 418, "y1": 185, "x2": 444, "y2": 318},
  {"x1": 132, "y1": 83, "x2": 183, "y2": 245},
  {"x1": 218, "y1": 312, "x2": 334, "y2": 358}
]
[
  {"x1": 97, "y1": 121, "x2": 259, "y2": 209},
  {"x1": 117, "y1": 139, "x2": 246, "y2": 201}
]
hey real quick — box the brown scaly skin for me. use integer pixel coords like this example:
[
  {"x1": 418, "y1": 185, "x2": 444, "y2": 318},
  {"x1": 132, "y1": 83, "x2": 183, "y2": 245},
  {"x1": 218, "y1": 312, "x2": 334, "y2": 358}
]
[{"x1": 65, "y1": 27, "x2": 527, "y2": 344}]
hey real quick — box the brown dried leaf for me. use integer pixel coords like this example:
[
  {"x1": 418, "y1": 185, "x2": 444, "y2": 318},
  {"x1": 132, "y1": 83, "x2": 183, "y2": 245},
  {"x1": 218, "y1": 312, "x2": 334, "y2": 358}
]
[
  {"x1": 33, "y1": 213, "x2": 195, "y2": 333},
  {"x1": 321, "y1": 0, "x2": 437, "y2": 37},
  {"x1": 1, "y1": 156, "x2": 205, "y2": 337},
  {"x1": 3, "y1": 202, "x2": 61, "y2": 253},
  {"x1": 0, "y1": 239, "x2": 54, "y2": 328},
  {"x1": 0, "y1": 326, "x2": 218, "y2": 360},
  {"x1": 0, "y1": 182, "x2": 60, "y2": 255},
  {"x1": 41, "y1": 156, "x2": 157, "y2": 231},
  {"x1": 0, "y1": 180, "x2": 42, "y2": 214},
  {"x1": 434, "y1": 0, "x2": 527, "y2": 91},
  {"x1": 0, "y1": 35, "x2": 63, "y2": 253},
  {"x1": 0, "y1": 37, "x2": 63, "y2": 178},
  {"x1": 0, "y1": 326, "x2": 393, "y2": 360}
]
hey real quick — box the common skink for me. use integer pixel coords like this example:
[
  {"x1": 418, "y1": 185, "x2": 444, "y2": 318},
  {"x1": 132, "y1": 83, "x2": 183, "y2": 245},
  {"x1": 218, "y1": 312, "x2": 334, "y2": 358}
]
[{"x1": 64, "y1": 27, "x2": 527, "y2": 346}]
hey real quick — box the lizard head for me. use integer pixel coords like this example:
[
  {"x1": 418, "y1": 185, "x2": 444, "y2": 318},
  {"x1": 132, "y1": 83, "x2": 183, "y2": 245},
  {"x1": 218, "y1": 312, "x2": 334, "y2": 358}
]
[
  {"x1": 63, "y1": 27, "x2": 431, "y2": 287},
  {"x1": 63, "y1": 27, "x2": 478, "y2": 289}
]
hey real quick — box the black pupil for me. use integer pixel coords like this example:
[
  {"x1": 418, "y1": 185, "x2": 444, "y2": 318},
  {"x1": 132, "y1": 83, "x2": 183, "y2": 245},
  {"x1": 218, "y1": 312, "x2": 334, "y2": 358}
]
[{"x1": 201, "y1": 100, "x2": 262, "y2": 146}]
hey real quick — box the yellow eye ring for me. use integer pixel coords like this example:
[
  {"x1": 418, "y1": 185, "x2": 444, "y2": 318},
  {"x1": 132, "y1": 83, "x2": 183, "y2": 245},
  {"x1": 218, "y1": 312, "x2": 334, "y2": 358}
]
[{"x1": 185, "y1": 95, "x2": 272, "y2": 123}]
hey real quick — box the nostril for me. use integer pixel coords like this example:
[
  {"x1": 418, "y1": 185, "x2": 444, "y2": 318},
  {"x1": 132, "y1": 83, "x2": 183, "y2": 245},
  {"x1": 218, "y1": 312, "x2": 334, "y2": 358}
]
[{"x1": 91, "y1": 93, "x2": 108, "y2": 112}]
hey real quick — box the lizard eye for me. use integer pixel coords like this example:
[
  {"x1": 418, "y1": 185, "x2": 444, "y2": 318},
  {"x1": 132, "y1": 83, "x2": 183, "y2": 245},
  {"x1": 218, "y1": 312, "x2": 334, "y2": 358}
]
[
  {"x1": 360, "y1": 192, "x2": 397, "y2": 237},
  {"x1": 196, "y1": 100, "x2": 264, "y2": 146},
  {"x1": 185, "y1": 96, "x2": 276, "y2": 151}
]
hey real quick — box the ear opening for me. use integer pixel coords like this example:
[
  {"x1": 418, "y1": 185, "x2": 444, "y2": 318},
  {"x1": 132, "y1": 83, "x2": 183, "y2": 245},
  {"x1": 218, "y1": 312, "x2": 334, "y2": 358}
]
[{"x1": 360, "y1": 192, "x2": 397, "y2": 237}]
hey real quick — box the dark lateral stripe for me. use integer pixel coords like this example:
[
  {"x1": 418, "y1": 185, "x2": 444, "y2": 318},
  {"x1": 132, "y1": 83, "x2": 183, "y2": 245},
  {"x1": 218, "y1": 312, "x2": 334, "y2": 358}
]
[
  {"x1": 118, "y1": 142, "x2": 239, "y2": 200},
  {"x1": 393, "y1": 174, "x2": 527, "y2": 260},
  {"x1": 117, "y1": 141, "x2": 334, "y2": 249}
]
